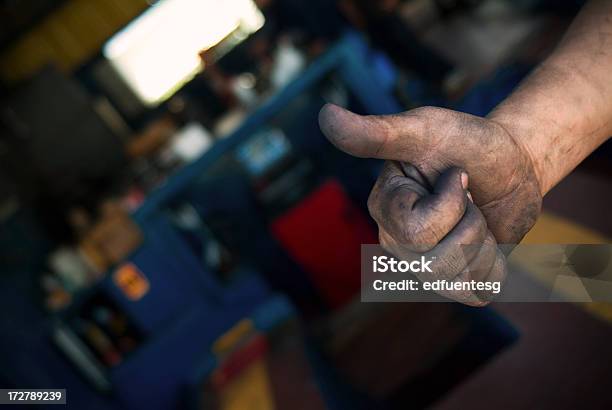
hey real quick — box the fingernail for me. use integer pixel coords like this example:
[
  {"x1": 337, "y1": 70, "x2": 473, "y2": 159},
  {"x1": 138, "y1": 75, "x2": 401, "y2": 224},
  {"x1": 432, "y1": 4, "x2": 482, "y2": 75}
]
[
  {"x1": 461, "y1": 172, "x2": 469, "y2": 189},
  {"x1": 467, "y1": 191, "x2": 473, "y2": 202}
]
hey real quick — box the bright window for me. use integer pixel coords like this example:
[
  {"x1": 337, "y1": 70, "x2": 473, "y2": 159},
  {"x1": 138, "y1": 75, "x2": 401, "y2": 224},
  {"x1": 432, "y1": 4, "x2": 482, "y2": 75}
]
[{"x1": 103, "y1": 0, "x2": 264, "y2": 106}]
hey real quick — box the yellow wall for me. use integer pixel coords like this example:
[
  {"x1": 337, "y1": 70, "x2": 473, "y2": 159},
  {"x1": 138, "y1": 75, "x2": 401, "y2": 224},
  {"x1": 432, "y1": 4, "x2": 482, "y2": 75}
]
[{"x1": 0, "y1": 0, "x2": 149, "y2": 83}]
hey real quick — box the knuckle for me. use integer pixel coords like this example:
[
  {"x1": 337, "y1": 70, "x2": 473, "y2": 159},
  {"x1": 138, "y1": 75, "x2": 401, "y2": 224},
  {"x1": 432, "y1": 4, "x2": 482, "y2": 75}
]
[
  {"x1": 379, "y1": 119, "x2": 395, "y2": 149},
  {"x1": 406, "y1": 106, "x2": 443, "y2": 132},
  {"x1": 462, "y1": 204, "x2": 488, "y2": 240},
  {"x1": 408, "y1": 105, "x2": 440, "y2": 119},
  {"x1": 439, "y1": 255, "x2": 467, "y2": 280},
  {"x1": 367, "y1": 190, "x2": 380, "y2": 219},
  {"x1": 378, "y1": 229, "x2": 391, "y2": 249},
  {"x1": 367, "y1": 180, "x2": 392, "y2": 222}
]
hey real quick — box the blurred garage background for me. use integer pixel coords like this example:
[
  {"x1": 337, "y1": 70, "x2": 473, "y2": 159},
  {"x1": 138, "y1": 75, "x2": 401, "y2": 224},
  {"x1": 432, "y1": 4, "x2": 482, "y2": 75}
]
[{"x1": 1, "y1": 0, "x2": 612, "y2": 409}]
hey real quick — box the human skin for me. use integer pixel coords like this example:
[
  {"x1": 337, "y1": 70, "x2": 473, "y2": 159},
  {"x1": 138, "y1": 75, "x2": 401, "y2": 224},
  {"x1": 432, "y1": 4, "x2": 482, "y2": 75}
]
[{"x1": 318, "y1": 0, "x2": 612, "y2": 305}]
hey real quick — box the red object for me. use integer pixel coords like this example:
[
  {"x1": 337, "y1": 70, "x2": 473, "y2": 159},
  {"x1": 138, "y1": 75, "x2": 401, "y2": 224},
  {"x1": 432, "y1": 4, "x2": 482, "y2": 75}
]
[{"x1": 270, "y1": 179, "x2": 377, "y2": 308}]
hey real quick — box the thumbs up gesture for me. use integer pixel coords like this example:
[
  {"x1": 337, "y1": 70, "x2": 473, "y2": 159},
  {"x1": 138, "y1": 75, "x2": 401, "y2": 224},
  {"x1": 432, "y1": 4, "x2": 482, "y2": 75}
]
[{"x1": 319, "y1": 104, "x2": 543, "y2": 305}]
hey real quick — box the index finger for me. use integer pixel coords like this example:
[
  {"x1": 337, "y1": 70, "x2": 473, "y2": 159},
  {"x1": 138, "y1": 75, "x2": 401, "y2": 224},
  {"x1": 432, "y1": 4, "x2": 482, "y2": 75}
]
[{"x1": 368, "y1": 162, "x2": 469, "y2": 252}]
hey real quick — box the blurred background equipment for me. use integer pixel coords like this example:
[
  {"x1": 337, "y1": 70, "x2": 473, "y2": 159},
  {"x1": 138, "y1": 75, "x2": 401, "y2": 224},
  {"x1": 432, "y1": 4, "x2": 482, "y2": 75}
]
[{"x1": 1, "y1": 0, "x2": 612, "y2": 409}]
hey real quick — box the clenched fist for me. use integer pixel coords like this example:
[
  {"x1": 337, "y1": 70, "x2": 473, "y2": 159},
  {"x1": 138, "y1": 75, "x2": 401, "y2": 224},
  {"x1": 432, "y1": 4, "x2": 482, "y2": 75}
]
[{"x1": 319, "y1": 104, "x2": 543, "y2": 305}]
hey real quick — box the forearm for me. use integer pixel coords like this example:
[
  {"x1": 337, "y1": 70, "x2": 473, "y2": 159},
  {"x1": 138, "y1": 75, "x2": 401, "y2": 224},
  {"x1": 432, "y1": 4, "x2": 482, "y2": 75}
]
[{"x1": 489, "y1": 0, "x2": 612, "y2": 195}]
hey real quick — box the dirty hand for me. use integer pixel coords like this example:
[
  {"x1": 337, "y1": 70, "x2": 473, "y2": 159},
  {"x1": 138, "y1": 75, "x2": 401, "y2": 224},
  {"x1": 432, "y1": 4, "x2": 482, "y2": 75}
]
[{"x1": 318, "y1": 104, "x2": 543, "y2": 305}]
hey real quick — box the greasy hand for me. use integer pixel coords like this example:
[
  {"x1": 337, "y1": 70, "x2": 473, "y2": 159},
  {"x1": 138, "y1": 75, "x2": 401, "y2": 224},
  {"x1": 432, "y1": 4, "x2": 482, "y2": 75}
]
[{"x1": 319, "y1": 104, "x2": 543, "y2": 304}]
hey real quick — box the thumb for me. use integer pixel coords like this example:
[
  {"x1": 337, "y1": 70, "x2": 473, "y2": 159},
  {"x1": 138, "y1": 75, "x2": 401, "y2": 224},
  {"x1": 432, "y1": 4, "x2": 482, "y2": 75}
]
[{"x1": 318, "y1": 103, "x2": 443, "y2": 161}]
